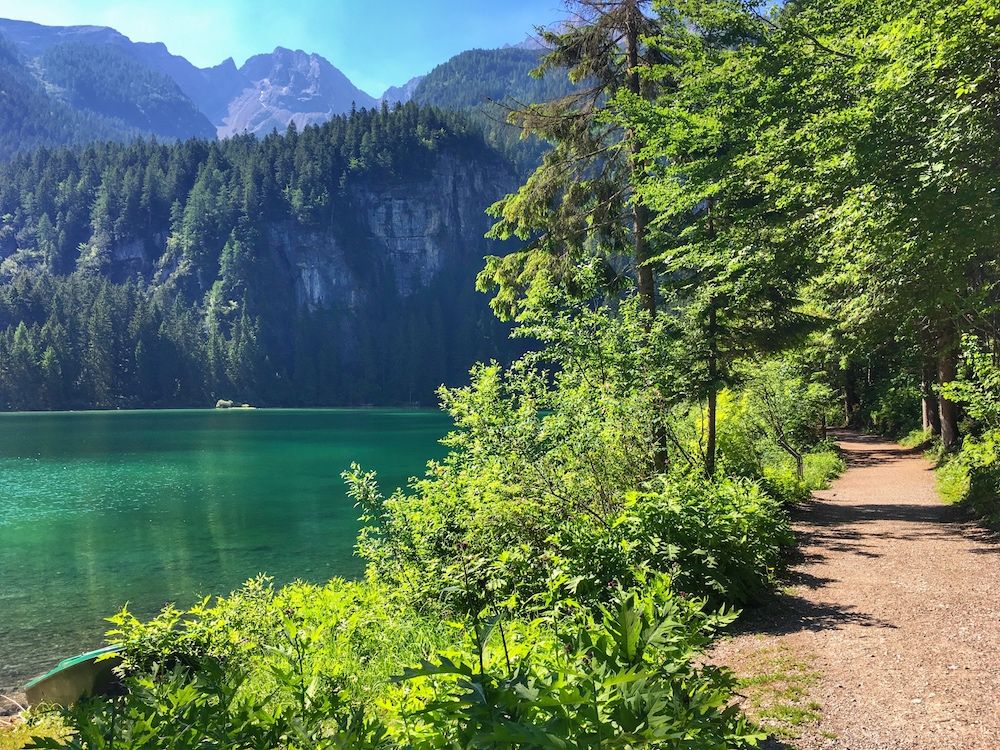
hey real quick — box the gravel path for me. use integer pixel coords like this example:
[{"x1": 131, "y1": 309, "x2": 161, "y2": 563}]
[{"x1": 715, "y1": 431, "x2": 1000, "y2": 749}]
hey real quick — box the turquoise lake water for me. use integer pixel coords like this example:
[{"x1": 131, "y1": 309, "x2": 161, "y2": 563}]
[{"x1": 0, "y1": 408, "x2": 449, "y2": 690}]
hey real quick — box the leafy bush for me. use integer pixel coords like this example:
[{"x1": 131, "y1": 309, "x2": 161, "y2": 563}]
[
  {"x1": 938, "y1": 432, "x2": 1000, "y2": 528},
  {"x1": 29, "y1": 662, "x2": 388, "y2": 750},
  {"x1": 614, "y1": 477, "x2": 793, "y2": 605},
  {"x1": 106, "y1": 575, "x2": 453, "y2": 716},
  {"x1": 939, "y1": 337, "x2": 1000, "y2": 431},
  {"x1": 758, "y1": 446, "x2": 845, "y2": 505},
  {"x1": 900, "y1": 428, "x2": 933, "y2": 450},
  {"x1": 37, "y1": 576, "x2": 763, "y2": 750},
  {"x1": 929, "y1": 338, "x2": 1000, "y2": 526},
  {"x1": 391, "y1": 576, "x2": 763, "y2": 749},
  {"x1": 0, "y1": 714, "x2": 67, "y2": 750}
]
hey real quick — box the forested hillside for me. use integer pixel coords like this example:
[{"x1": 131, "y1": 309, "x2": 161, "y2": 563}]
[
  {"x1": 411, "y1": 47, "x2": 577, "y2": 173},
  {"x1": 0, "y1": 104, "x2": 520, "y2": 409},
  {"x1": 411, "y1": 48, "x2": 569, "y2": 110}
]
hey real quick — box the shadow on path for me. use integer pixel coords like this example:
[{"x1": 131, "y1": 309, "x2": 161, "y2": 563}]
[{"x1": 732, "y1": 591, "x2": 897, "y2": 637}]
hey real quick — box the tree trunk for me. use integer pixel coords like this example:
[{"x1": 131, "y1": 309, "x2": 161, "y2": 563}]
[
  {"x1": 843, "y1": 366, "x2": 860, "y2": 428},
  {"x1": 779, "y1": 440, "x2": 804, "y2": 480},
  {"x1": 625, "y1": 12, "x2": 656, "y2": 318},
  {"x1": 705, "y1": 304, "x2": 718, "y2": 478},
  {"x1": 937, "y1": 323, "x2": 959, "y2": 450},
  {"x1": 624, "y1": 4, "x2": 665, "y2": 471},
  {"x1": 706, "y1": 386, "x2": 717, "y2": 478},
  {"x1": 634, "y1": 203, "x2": 656, "y2": 316},
  {"x1": 921, "y1": 358, "x2": 941, "y2": 435}
]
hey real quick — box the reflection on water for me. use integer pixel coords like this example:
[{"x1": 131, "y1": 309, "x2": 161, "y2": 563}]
[{"x1": 0, "y1": 409, "x2": 447, "y2": 689}]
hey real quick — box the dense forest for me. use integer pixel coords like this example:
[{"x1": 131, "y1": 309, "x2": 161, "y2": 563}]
[
  {"x1": 5, "y1": 0, "x2": 1000, "y2": 748},
  {"x1": 0, "y1": 104, "x2": 520, "y2": 408}
]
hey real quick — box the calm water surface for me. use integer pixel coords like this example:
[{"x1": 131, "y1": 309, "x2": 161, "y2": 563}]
[{"x1": 0, "y1": 409, "x2": 448, "y2": 690}]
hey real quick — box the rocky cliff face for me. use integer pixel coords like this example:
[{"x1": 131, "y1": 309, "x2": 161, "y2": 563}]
[
  {"x1": 355, "y1": 154, "x2": 501, "y2": 296},
  {"x1": 128, "y1": 152, "x2": 515, "y2": 318},
  {"x1": 282, "y1": 156, "x2": 506, "y2": 316}
]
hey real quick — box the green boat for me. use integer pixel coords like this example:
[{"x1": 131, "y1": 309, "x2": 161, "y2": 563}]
[{"x1": 23, "y1": 646, "x2": 122, "y2": 707}]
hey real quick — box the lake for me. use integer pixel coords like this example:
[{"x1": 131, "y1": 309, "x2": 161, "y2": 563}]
[{"x1": 0, "y1": 408, "x2": 449, "y2": 691}]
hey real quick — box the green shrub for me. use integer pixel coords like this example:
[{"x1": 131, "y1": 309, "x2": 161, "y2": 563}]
[
  {"x1": 617, "y1": 476, "x2": 793, "y2": 605},
  {"x1": 900, "y1": 428, "x2": 933, "y2": 450},
  {"x1": 391, "y1": 576, "x2": 763, "y2": 749},
  {"x1": 29, "y1": 662, "x2": 389, "y2": 750},
  {"x1": 106, "y1": 576, "x2": 454, "y2": 715},
  {"x1": 0, "y1": 714, "x2": 67, "y2": 750},
  {"x1": 758, "y1": 447, "x2": 845, "y2": 504},
  {"x1": 38, "y1": 576, "x2": 764, "y2": 750},
  {"x1": 938, "y1": 432, "x2": 1000, "y2": 527}
]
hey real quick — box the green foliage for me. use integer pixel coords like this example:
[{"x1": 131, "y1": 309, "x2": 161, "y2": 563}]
[
  {"x1": 29, "y1": 663, "x2": 389, "y2": 750},
  {"x1": 342, "y1": 283, "x2": 796, "y2": 613},
  {"x1": 413, "y1": 48, "x2": 571, "y2": 112},
  {"x1": 106, "y1": 575, "x2": 452, "y2": 714},
  {"x1": 926, "y1": 336, "x2": 1000, "y2": 524},
  {"x1": 394, "y1": 576, "x2": 762, "y2": 749},
  {"x1": 29, "y1": 577, "x2": 766, "y2": 750},
  {"x1": 619, "y1": 477, "x2": 793, "y2": 605},
  {"x1": 0, "y1": 714, "x2": 68, "y2": 750},
  {"x1": 411, "y1": 47, "x2": 577, "y2": 174},
  {"x1": 937, "y1": 434, "x2": 1000, "y2": 528},
  {"x1": 940, "y1": 337, "x2": 1000, "y2": 431},
  {"x1": 864, "y1": 374, "x2": 922, "y2": 438},
  {"x1": 0, "y1": 32, "x2": 136, "y2": 161}
]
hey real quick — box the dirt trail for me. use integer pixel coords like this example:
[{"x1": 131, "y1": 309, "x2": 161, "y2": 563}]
[{"x1": 715, "y1": 431, "x2": 1000, "y2": 749}]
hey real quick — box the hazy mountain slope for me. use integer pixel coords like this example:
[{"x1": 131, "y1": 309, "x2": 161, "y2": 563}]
[
  {"x1": 408, "y1": 46, "x2": 575, "y2": 174},
  {"x1": 411, "y1": 47, "x2": 569, "y2": 110},
  {"x1": 0, "y1": 18, "x2": 216, "y2": 146},
  {"x1": 0, "y1": 19, "x2": 385, "y2": 142},
  {"x1": 0, "y1": 32, "x2": 136, "y2": 159},
  {"x1": 0, "y1": 18, "x2": 567, "y2": 151},
  {"x1": 0, "y1": 17, "x2": 240, "y2": 120},
  {"x1": 39, "y1": 42, "x2": 216, "y2": 139}
]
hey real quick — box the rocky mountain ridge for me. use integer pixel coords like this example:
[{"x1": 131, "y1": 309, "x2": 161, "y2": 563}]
[{"x1": 0, "y1": 17, "x2": 548, "y2": 148}]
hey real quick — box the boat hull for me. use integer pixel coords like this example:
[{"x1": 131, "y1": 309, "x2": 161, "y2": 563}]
[{"x1": 24, "y1": 646, "x2": 122, "y2": 707}]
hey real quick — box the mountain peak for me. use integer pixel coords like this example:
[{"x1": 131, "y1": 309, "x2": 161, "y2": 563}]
[
  {"x1": 380, "y1": 74, "x2": 426, "y2": 105},
  {"x1": 503, "y1": 34, "x2": 548, "y2": 51},
  {"x1": 222, "y1": 47, "x2": 376, "y2": 137}
]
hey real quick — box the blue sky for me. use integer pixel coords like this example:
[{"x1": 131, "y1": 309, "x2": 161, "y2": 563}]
[{"x1": 0, "y1": 0, "x2": 566, "y2": 95}]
